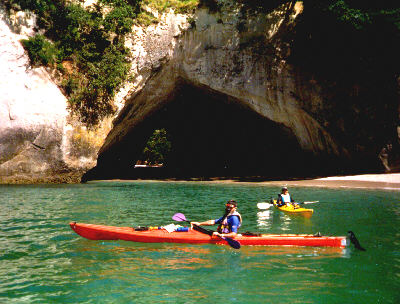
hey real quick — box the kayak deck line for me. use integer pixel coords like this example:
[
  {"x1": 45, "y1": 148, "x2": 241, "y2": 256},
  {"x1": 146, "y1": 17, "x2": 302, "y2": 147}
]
[{"x1": 69, "y1": 222, "x2": 351, "y2": 248}]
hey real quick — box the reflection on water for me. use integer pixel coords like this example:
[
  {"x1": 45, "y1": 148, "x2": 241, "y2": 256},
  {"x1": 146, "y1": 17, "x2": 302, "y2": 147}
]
[
  {"x1": 238, "y1": 245, "x2": 348, "y2": 258},
  {"x1": 257, "y1": 210, "x2": 272, "y2": 228},
  {"x1": 63, "y1": 240, "x2": 352, "y2": 303},
  {"x1": 257, "y1": 207, "x2": 314, "y2": 233}
]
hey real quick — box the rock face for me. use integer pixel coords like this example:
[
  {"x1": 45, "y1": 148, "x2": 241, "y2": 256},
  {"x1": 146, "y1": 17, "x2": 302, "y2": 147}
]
[
  {"x1": 0, "y1": 8, "x2": 107, "y2": 183},
  {"x1": 1, "y1": 2, "x2": 399, "y2": 183},
  {"x1": 85, "y1": 2, "x2": 399, "y2": 181}
]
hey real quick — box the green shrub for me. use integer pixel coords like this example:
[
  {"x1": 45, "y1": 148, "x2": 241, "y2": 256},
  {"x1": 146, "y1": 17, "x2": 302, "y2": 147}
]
[
  {"x1": 142, "y1": 129, "x2": 172, "y2": 165},
  {"x1": 21, "y1": 34, "x2": 59, "y2": 66},
  {"x1": 102, "y1": 0, "x2": 136, "y2": 35},
  {"x1": 136, "y1": 10, "x2": 159, "y2": 25},
  {"x1": 142, "y1": 0, "x2": 199, "y2": 14},
  {"x1": 61, "y1": 77, "x2": 79, "y2": 96},
  {"x1": 11, "y1": 0, "x2": 200, "y2": 127}
]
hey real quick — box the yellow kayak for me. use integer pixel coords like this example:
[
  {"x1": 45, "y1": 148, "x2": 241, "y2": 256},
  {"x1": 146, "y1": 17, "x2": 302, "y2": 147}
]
[{"x1": 272, "y1": 200, "x2": 314, "y2": 217}]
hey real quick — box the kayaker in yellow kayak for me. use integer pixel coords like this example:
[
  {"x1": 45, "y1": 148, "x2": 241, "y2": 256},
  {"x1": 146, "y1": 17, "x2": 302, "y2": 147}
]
[
  {"x1": 190, "y1": 199, "x2": 242, "y2": 239},
  {"x1": 276, "y1": 186, "x2": 299, "y2": 208}
]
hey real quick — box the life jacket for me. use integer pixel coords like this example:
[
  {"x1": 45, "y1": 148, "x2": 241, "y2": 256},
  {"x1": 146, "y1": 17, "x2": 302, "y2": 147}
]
[
  {"x1": 277, "y1": 193, "x2": 291, "y2": 207},
  {"x1": 280, "y1": 193, "x2": 291, "y2": 203},
  {"x1": 217, "y1": 211, "x2": 242, "y2": 233}
]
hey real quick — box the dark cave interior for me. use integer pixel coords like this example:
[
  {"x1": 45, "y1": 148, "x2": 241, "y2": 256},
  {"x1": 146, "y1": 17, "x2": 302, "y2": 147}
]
[{"x1": 83, "y1": 82, "x2": 345, "y2": 182}]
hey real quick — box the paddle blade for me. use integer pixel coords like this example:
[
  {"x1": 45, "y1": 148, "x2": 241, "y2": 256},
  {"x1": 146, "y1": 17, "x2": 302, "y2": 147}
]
[
  {"x1": 222, "y1": 236, "x2": 241, "y2": 249},
  {"x1": 172, "y1": 213, "x2": 187, "y2": 222},
  {"x1": 192, "y1": 225, "x2": 241, "y2": 249},
  {"x1": 348, "y1": 231, "x2": 366, "y2": 251},
  {"x1": 302, "y1": 201, "x2": 319, "y2": 205}
]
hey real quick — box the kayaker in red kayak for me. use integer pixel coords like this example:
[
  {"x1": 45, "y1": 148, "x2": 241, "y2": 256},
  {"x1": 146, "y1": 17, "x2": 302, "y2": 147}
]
[
  {"x1": 191, "y1": 199, "x2": 242, "y2": 239},
  {"x1": 276, "y1": 186, "x2": 299, "y2": 208}
]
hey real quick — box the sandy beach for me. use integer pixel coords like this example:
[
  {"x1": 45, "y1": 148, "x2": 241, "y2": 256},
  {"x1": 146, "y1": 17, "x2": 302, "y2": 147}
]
[
  {"x1": 107, "y1": 173, "x2": 400, "y2": 191},
  {"x1": 177, "y1": 173, "x2": 400, "y2": 191},
  {"x1": 104, "y1": 173, "x2": 400, "y2": 191},
  {"x1": 247, "y1": 173, "x2": 400, "y2": 190}
]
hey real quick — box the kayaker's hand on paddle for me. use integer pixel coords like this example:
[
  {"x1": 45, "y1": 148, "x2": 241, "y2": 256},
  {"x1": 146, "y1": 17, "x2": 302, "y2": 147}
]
[
  {"x1": 190, "y1": 222, "x2": 200, "y2": 228},
  {"x1": 212, "y1": 231, "x2": 221, "y2": 237},
  {"x1": 213, "y1": 231, "x2": 237, "y2": 238}
]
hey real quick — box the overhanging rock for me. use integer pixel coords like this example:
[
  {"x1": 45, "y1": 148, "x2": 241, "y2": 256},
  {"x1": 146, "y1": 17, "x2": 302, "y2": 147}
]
[{"x1": 84, "y1": 3, "x2": 398, "y2": 181}]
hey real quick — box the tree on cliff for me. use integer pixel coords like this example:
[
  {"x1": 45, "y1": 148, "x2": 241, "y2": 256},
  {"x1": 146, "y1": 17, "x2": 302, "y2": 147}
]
[{"x1": 290, "y1": 0, "x2": 400, "y2": 81}]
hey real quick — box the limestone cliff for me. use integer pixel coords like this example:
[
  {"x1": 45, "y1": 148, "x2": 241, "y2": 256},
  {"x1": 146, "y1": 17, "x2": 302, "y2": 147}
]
[
  {"x1": 86, "y1": 1, "x2": 399, "y2": 180},
  {"x1": 0, "y1": 7, "x2": 109, "y2": 183}
]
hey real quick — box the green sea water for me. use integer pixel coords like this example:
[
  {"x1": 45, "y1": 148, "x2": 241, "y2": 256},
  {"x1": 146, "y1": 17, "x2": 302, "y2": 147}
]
[{"x1": 1, "y1": 181, "x2": 399, "y2": 303}]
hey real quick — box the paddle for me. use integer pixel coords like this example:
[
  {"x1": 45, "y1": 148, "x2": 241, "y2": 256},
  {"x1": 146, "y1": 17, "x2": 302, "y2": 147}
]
[
  {"x1": 172, "y1": 213, "x2": 241, "y2": 249},
  {"x1": 257, "y1": 201, "x2": 320, "y2": 209},
  {"x1": 348, "y1": 231, "x2": 366, "y2": 251}
]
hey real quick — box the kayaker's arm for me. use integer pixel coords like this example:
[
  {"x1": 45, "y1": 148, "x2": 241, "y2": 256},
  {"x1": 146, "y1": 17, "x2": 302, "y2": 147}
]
[{"x1": 190, "y1": 220, "x2": 215, "y2": 227}]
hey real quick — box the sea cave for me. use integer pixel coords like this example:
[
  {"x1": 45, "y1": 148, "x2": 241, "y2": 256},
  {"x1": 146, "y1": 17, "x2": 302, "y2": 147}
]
[{"x1": 82, "y1": 81, "x2": 334, "y2": 182}]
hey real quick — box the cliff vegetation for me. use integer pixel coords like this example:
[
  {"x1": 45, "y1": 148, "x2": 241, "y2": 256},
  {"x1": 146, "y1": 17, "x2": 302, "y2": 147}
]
[
  {"x1": 3, "y1": 0, "x2": 199, "y2": 127},
  {"x1": 289, "y1": 0, "x2": 400, "y2": 159},
  {"x1": 4, "y1": 0, "x2": 400, "y2": 142}
]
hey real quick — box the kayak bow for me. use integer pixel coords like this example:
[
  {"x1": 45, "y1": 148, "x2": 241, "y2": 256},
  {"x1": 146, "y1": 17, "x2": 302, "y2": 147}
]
[{"x1": 69, "y1": 222, "x2": 349, "y2": 248}]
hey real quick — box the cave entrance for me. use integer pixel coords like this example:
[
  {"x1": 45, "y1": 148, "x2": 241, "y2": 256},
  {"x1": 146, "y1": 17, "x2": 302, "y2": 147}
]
[
  {"x1": 84, "y1": 81, "x2": 311, "y2": 181},
  {"x1": 128, "y1": 82, "x2": 306, "y2": 180}
]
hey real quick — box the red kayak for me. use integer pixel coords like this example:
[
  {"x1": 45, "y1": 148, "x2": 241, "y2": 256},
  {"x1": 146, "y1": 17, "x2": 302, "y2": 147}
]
[{"x1": 70, "y1": 222, "x2": 350, "y2": 248}]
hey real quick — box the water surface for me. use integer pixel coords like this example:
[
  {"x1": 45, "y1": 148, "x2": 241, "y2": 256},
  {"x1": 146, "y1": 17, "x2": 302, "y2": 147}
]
[{"x1": 1, "y1": 181, "x2": 399, "y2": 303}]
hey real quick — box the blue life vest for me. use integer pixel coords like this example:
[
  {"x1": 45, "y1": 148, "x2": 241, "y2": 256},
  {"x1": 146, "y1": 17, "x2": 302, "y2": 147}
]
[{"x1": 216, "y1": 211, "x2": 242, "y2": 233}]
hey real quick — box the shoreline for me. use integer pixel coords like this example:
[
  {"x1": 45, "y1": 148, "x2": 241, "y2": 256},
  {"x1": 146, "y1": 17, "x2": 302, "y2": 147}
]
[
  {"x1": 255, "y1": 174, "x2": 400, "y2": 191},
  {"x1": 206, "y1": 173, "x2": 400, "y2": 190},
  {"x1": 95, "y1": 173, "x2": 400, "y2": 191}
]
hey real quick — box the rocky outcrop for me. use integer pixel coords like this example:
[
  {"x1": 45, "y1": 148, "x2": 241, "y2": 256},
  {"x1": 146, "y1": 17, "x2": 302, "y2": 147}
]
[{"x1": 0, "y1": 7, "x2": 108, "y2": 183}]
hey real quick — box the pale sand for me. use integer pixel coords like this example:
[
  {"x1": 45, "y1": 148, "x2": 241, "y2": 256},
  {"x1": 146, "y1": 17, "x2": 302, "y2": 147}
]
[
  {"x1": 233, "y1": 173, "x2": 400, "y2": 190},
  {"x1": 103, "y1": 173, "x2": 400, "y2": 190}
]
